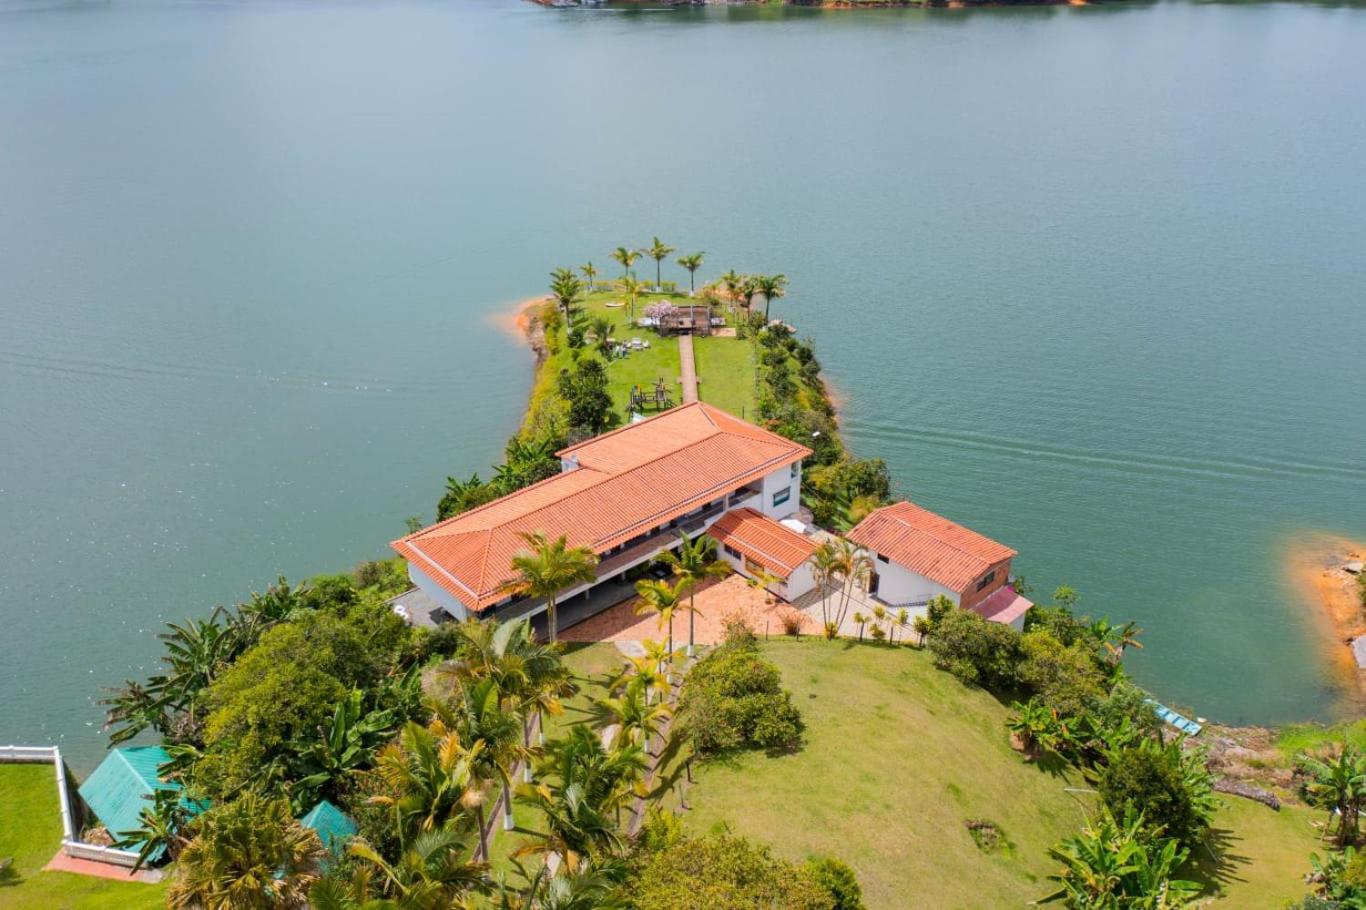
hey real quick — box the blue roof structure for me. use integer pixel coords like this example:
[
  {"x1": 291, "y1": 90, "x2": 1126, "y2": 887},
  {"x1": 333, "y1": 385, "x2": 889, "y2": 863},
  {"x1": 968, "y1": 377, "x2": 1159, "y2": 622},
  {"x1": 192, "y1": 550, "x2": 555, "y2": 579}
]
[
  {"x1": 300, "y1": 799, "x2": 358, "y2": 852},
  {"x1": 77, "y1": 745, "x2": 202, "y2": 861}
]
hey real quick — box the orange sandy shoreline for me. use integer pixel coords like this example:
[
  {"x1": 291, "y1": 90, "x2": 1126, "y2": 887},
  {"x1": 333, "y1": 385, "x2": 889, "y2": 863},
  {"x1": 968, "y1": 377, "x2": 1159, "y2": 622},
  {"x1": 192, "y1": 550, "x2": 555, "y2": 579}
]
[
  {"x1": 485, "y1": 294, "x2": 551, "y2": 344},
  {"x1": 1287, "y1": 533, "x2": 1366, "y2": 685}
]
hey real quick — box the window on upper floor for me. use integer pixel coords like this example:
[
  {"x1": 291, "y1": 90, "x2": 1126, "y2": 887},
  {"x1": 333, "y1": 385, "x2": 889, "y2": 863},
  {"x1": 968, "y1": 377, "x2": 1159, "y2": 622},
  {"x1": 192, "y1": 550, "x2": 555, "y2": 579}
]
[
  {"x1": 790, "y1": 461, "x2": 800, "y2": 478},
  {"x1": 877, "y1": 553, "x2": 889, "y2": 565},
  {"x1": 772, "y1": 486, "x2": 791, "y2": 507},
  {"x1": 724, "y1": 544, "x2": 741, "y2": 560},
  {"x1": 976, "y1": 570, "x2": 997, "y2": 592}
]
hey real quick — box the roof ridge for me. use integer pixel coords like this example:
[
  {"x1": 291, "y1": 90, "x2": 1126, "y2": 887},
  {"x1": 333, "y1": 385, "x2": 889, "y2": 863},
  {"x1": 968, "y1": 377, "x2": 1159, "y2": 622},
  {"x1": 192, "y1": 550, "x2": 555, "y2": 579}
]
[
  {"x1": 556, "y1": 402, "x2": 706, "y2": 458},
  {"x1": 869, "y1": 502, "x2": 1012, "y2": 564}
]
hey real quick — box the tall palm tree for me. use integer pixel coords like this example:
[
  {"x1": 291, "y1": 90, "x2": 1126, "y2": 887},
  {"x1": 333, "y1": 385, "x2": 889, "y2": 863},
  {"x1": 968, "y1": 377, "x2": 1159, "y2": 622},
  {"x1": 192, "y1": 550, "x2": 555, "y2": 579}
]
[
  {"x1": 589, "y1": 676, "x2": 670, "y2": 759},
  {"x1": 539, "y1": 725, "x2": 646, "y2": 824},
  {"x1": 504, "y1": 531, "x2": 599, "y2": 644},
  {"x1": 443, "y1": 679, "x2": 525, "y2": 851},
  {"x1": 659, "y1": 532, "x2": 728, "y2": 656},
  {"x1": 615, "y1": 275, "x2": 645, "y2": 320},
  {"x1": 168, "y1": 792, "x2": 323, "y2": 910},
  {"x1": 633, "y1": 578, "x2": 685, "y2": 661},
  {"x1": 645, "y1": 237, "x2": 674, "y2": 290},
  {"x1": 827, "y1": 537, "x2": 870, "y2": 635},
  {"x1": 852, "y1": 611, "x2": 869, "y2": 642},
  {"x1": 675, "y1": 252, "x2": 704, "y2": 295},
  {"x1": 514, "y1": 781, "x2": 623, "y2": 878},
  {"x1": 811, "y1": 541, "x2": 842, "y2": 639},
  {"x1": 736, "y1": 275, "x2": 760, "y2": 318},
  {"x1": 550, "y1": 268, "x2": 584, "y2": 319},
  {"x1": 580, "y1": 261, "x2": 598, "y2": 293},
  {"x1": 611, "y1": 246, "x2": 640, "y2": 281},
  {"x1": 754, "y1": 273, "x2": 788, "y2": 322}
]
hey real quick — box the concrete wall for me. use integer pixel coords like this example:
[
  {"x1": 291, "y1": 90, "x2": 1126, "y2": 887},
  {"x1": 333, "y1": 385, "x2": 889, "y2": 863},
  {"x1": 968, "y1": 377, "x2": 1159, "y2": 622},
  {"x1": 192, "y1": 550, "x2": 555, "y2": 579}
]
[
  {"x1": 869, "y1": 557, "x2": 959, "y2": 608},
  {"x1": 759, "y1": 462, "x2": 801, "y2": 520},
  {"x1": 717, "y1": 547, "x2": 815, "y2": 602},
  {"x1": 408, "y1": 563, "x2": 472, "y2": 621}
]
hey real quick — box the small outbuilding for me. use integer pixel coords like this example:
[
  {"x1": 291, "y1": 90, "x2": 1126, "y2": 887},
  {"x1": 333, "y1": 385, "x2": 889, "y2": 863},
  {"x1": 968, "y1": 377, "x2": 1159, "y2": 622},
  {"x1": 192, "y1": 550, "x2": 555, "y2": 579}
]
[
  {"x1": 708, "y1": 507, "x2": 818, "y2": 601},
  {"x1": 300, "y1": 799, "x2": 359, "y2": 853},
  {"x1": 77, "y1": 745, "x2": 203, "y2": 860}
]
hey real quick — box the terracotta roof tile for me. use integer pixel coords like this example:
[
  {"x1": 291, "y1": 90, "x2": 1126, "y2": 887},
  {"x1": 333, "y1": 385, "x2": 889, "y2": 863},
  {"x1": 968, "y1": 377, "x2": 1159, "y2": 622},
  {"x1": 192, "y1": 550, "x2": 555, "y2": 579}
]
[
  {"x1": 393, "y1": 403, "x2": 810, "y2": 611},
  {"x1": 973, "y1": 586, "x2": 1034, "y2": 626},
  {"x1": 846, "y1": 500, "x2": 1017, "y2": 593},
  {"x1": 707, "y1": 508, "x2": 818, "y2": 579}
]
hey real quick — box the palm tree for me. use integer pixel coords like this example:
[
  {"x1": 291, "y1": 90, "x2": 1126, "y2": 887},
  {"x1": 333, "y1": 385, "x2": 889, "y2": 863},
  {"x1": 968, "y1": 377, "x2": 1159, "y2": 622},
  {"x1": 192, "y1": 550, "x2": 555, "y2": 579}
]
[
  {"x1": 736, "y1": 275, "x2": 760, "y2": 317},
  {"x1": 168, "y1": 792, "x2": 323, "y2": 910},
  {"x1": 550, "y1": 268, "x2": 584, "y2": 319},
  {"x1": 1301, "y1": 745, "x2": 1366, "y2": 846},
  {"x1": 590, "y1": 316, "x2": 614, "y2": 359},
  {"x1": 611, "y1": 246, "x2": 640, "y2": 281},
  {"x1": 871, "y1": 604, "x2": 888, "y2": 641},
  {"x1": 444, "y1": 679, "x2": 525, "y2": 851},
  {"x1": 659, "y1": 532, "x2": 728, "y2": 657},
  {"x1": 504, "y1": 531, "x2": 599, "y2": 644},
  {"x1": 539, "y1": 725, "x2": 646, "y2": 826},
  {"x1": 852, "y1": 611, "x2": 869, "y2": 642},
  {"x1": 754, "y1": 273, "x2": 788, "y2": 322},
  {"x1": 589, "y1": 676, "x2": 670, "y2": 758},
  {"x1": 634, "y1": 578, "x2": 686, "y2": 661},
  {"x1": 675, "y1": 252, "x2": 704, "y2": 295},
  {"x1": 615, "y1": 275, "x2": 645, "y2": 320},
  {"x1": 719, "y1": 269, "x2": 743, "y2": 302},
  {"x1": 323, "y1": 825, "x2": 489, "y2": 910},
  {"x1": 827, "y1": 537, "x2": 870, "y2": 635},
  {"x1": 1091, "y1": 618, "x2": 1144, "y2": 666},
  {"x1": 580, "y1": 261, "x2": 599, "y2": 293},
  {"x1": 811, "y1": 541, "x2": 842, "y2": 639},
  {"x1": 645, "y1": 237, "x2": 674, "y2": 290},
  {"x1": 370, "y1": 717, "x2": 481, "y2": 842},
  {"x1": 515, "y1": 781, "x2": 623, "y2": 878},
  {"x1": 895, "y1": 608, "x2": 911, "y2": 645}
]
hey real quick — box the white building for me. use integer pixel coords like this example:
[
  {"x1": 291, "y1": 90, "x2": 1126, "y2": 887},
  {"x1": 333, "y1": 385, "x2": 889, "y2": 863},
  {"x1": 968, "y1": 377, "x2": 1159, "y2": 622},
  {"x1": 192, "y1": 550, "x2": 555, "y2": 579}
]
[{"x1": 391, "y1": 402, "x2": 811, "y2": 630}]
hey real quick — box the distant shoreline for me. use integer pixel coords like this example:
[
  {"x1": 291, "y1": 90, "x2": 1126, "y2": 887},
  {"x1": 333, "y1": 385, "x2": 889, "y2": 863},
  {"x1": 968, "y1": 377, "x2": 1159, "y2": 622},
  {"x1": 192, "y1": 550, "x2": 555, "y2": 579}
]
[{"x1": 530, "y1": 0, "x2": 1095, "y2": 10}]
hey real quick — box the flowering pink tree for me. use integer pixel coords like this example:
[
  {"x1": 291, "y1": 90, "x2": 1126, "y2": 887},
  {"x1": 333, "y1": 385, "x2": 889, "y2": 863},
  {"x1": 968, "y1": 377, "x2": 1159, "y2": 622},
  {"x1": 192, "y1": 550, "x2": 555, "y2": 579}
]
[{"x1": 644, "y1": 301, "x2": 677, "y2": 324}]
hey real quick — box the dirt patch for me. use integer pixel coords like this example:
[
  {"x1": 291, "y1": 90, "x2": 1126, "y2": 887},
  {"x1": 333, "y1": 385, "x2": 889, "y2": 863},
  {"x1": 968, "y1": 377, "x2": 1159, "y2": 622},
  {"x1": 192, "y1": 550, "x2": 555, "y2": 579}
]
[{"x1": 486, "y1": 295, "x2": 552, "y2": 358}]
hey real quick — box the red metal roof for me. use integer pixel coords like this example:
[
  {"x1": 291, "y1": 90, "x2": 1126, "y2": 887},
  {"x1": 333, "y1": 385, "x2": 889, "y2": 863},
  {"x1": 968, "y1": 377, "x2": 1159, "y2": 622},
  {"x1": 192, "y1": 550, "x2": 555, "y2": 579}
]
[
  {"x1": 392, "y1": 403, "x2": 810, "y2": 611},
  {"x1": 972, "y1": 585, "x2": 1034, "y2": 627},
  {"x1": 707, "y1": 508, "x2": 818, "y2": 579},
  {"x1": 846, "y1": 500, "x2": 1017, "y2": 593}
]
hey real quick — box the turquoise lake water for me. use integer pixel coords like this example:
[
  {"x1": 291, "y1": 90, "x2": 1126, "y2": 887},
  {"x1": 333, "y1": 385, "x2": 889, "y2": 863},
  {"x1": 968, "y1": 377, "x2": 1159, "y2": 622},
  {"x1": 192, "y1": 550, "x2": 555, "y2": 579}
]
[{"x1": 1, "y1": 0, "x2": 1364, "y2": 772}]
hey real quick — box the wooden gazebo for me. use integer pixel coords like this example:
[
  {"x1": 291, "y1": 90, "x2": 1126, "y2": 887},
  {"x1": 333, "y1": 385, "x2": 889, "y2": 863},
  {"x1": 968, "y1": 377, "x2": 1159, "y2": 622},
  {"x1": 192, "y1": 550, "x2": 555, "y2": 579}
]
[{"x1": 658, "y1": 304, "x2": 715, "y2": 336}]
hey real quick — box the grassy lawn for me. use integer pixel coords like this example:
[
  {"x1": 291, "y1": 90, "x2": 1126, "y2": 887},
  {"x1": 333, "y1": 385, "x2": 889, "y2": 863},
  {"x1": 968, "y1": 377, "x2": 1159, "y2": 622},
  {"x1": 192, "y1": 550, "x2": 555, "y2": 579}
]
[
  {"x1": 523, "y1": 288, "x2": 758, "y2": 433},
  {"x1": 693, "y1": 333, "x2": 757, "y2": 419},
  {"x1": 1194, "y1": 798, "x2": 1321, "y2": 907},
  {"x1": 669, "y1": 638, "x2": 1319, "y2": 910},
  {"x1": 676, "y1": 638, "x2": 1087, "y2": 910},
  {"x1": 0, "y1": 763, "x2": 166, "y2": 910}
]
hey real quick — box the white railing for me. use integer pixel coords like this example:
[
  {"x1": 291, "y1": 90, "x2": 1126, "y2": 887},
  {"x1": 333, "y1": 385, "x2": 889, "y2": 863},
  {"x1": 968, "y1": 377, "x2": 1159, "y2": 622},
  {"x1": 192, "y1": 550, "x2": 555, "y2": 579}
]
[{"x1": 1, "y1": 743, "x2": 143, "y2": 868}]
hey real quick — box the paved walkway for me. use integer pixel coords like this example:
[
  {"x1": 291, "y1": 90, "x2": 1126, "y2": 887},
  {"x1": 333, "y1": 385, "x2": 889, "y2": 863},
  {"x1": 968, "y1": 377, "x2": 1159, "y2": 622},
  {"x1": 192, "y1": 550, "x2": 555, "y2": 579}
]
[{"x1": 677, "y1": 334, "x2": 698, "y2": 403}]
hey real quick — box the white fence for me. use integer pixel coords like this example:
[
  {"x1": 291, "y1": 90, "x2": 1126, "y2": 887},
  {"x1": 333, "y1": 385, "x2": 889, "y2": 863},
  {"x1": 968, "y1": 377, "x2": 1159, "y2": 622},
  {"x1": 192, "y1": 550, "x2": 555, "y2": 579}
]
[{"x1": 0, "y1": 744, "x2": 144, "y2": 868}]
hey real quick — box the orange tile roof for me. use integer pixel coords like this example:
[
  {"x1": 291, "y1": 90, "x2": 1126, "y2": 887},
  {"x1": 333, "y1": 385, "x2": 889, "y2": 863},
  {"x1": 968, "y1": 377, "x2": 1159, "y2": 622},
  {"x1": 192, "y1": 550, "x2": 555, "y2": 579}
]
[
  {"x1": 707, "y1": 508, "x2": 818, "y2": 579},
  {"x1": 392, "y1": 403, "x2": 810, "y2": 611},
  {"x1": 846, "y1": 500, "x2": 1017, "y2": 593}
]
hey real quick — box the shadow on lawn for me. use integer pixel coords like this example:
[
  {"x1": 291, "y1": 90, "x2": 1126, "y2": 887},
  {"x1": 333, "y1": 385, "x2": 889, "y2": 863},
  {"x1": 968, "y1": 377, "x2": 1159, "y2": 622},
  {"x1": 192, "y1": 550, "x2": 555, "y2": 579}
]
[
  {"x1": 0, "y1": 857, "x2": 19, "y2": 887},
  {"x1": 1186, "y1": 825, "x2": 1254, "y2": 895}
]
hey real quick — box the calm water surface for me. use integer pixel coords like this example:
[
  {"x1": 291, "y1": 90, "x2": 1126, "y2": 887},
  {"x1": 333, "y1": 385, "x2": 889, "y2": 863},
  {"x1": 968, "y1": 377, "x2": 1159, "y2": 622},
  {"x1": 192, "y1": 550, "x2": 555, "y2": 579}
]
[{"x1": 2, "y1": 0, "x2": 1364, "y2": 771}]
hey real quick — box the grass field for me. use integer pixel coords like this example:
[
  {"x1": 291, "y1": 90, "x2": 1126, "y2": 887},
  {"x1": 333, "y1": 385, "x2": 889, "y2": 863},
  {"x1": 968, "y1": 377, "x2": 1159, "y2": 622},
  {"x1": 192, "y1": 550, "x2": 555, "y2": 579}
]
[
  {"x1": 672, "y1": 638, "x2": 1318, "y2": 910},
  {"x1": 0, "y1": 763, "x2": 166, "y2": 910},
  {"x1": 523, "y1": 288, "x2": 758, "y2": 433},
  {"x1": 693, "y1": 333, "x2": 757, "y2": 419}
]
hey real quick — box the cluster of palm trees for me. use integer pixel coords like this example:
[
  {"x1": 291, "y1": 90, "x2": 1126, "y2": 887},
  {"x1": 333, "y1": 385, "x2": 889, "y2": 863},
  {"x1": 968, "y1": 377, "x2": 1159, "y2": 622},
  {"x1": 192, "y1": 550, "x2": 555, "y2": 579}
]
[
  {"x1": 810, "y1": 538, "x2": 871, "y2": 640},
  {"x1": 713, "y1": 270, "x2": 788, "y2": 323}
]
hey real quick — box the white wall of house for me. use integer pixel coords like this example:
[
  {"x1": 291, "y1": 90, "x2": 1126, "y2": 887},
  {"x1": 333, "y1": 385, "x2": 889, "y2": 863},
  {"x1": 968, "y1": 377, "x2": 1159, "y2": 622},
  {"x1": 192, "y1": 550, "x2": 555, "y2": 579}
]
[
  {"x1": 408, "y1": 562, "x2": 473, "y2": 621},
  {"x1": 717, "y1": 547, "x2": 815, "y2": 602},
  {"x1": 758, "y1": 462, "x2": 801, "y2": 520},
  {"x1": 867, "y1": 556, "x2": 958, "y2": 608}
]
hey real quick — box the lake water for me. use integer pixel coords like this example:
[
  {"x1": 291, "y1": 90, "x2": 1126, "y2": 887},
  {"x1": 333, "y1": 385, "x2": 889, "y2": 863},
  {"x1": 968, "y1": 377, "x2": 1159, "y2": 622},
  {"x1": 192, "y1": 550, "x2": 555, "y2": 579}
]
[{"x1": 2, "y1": 0, "x2": 1364, "y2": 772}]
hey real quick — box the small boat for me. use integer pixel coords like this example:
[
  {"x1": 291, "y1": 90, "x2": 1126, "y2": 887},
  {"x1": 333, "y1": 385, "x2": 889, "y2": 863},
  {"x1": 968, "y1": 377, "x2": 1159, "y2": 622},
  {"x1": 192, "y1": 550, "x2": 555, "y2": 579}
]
[{"x1": 1144, "y1": 698, "x2": 1202, "y2": 736}]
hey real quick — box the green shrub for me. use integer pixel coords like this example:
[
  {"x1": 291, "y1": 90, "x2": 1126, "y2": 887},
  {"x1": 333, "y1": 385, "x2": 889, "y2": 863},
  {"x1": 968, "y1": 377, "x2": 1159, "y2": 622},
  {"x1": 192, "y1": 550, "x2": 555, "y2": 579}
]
[
  {"x1": 804, "y1": 856, "x2": 864, "y2": 910},
  {"x1": 678, "y1": 638, "x2": 803, "y2": 755},
  {"x1": 627, "y1": 834, "x2": 831, "y2": 910},
  {"x1": 926, "y1": 607, "x2": 1023, "y2": 690},
  {"x1": 1098, "y1": 738, "x2": 1217, "y2": 851},
  {"x1": 1017, "y1": 630, "x2": 1106, "y2": 718}
]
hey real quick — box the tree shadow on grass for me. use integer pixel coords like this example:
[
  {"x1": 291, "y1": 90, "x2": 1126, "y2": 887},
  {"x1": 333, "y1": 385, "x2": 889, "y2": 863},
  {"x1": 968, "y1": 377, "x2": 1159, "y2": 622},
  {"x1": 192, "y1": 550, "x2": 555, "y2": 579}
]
[
  {"x1": 1184, "y1": 824, "x2": 1255, "y2": 897},
  {"x1": 0, "y1": 857, "x2": 20, "y2": 888}
]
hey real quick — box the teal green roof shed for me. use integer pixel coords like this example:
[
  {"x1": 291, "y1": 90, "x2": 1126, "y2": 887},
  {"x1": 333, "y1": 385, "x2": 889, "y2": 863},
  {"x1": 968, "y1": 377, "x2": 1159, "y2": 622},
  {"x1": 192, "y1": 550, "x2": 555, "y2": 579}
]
[
  {"x1": 77, "y1": 745, "x2": 200, "y2": 860},
  {"x1": 300, "y1": 799, "x2": 358, "y2": 852}
]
